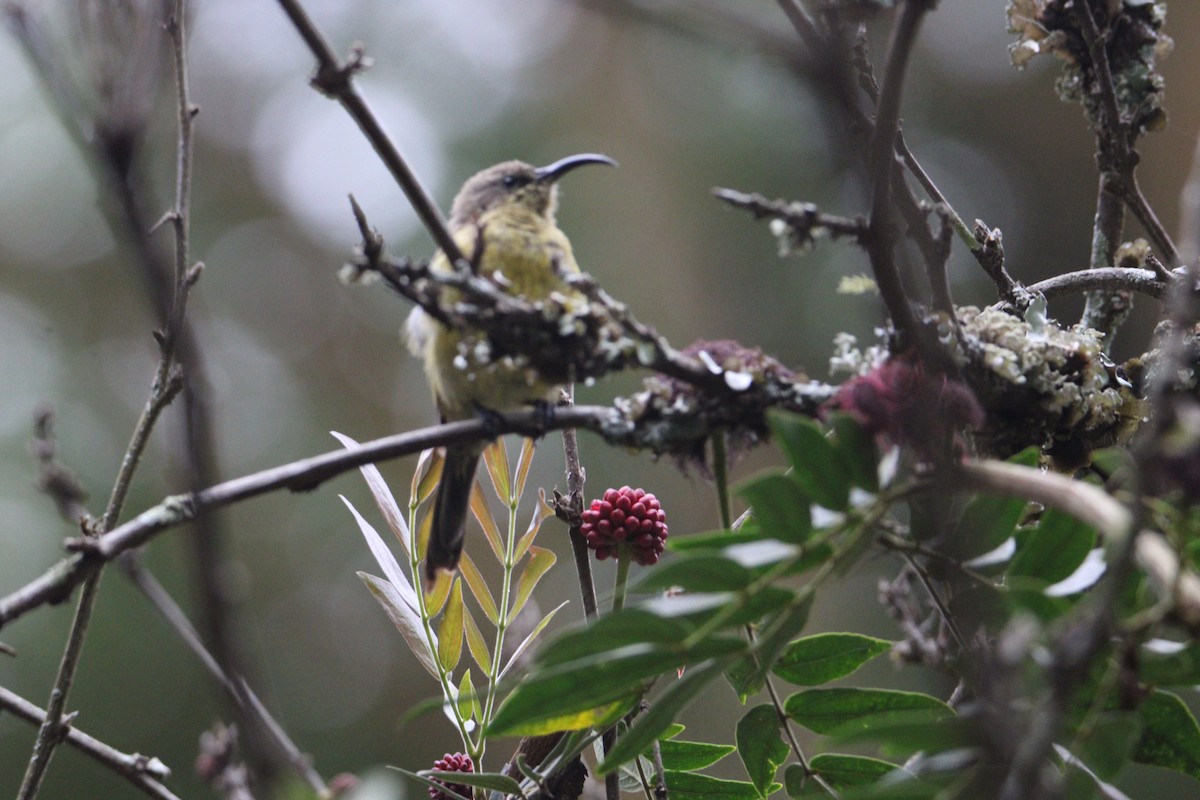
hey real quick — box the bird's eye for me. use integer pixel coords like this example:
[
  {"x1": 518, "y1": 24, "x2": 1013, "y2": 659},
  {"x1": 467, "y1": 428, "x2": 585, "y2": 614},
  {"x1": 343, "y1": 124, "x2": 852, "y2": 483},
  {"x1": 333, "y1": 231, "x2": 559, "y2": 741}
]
[{"x1": 502, "y1": 175, "x2": 520, "y2": 189}]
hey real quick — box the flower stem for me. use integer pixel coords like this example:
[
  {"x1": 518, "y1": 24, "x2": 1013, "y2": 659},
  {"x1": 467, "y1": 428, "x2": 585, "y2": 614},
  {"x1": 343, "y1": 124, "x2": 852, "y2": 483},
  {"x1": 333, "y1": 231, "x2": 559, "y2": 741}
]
[{"x1": 613, "y1": 546, "x2": 632, "y2": 613}]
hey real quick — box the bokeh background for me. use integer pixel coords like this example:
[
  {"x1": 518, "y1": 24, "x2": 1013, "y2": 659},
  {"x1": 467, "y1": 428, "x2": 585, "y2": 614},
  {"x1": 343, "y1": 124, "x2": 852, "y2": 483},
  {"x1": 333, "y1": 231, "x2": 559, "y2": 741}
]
[{"x1": 2, "y1": 1, "x2": 1199, "y2": 797}]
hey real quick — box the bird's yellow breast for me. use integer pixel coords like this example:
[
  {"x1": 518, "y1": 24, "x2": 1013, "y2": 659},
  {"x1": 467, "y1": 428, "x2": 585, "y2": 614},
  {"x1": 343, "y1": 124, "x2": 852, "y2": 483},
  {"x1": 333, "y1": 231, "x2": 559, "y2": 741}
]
[{"x1": 419, "y1": 207, "x2": 584, "y2": 420}]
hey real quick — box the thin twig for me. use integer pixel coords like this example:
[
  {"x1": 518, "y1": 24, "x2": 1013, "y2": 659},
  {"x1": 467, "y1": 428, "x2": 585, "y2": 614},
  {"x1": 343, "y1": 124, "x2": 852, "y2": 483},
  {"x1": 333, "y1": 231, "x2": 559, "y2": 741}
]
[
  {"x1": 0, "y1": 686, "x2": 179, "y2": 800},
  {"x1": 863, "y1": 0, "x2": 930, "y2": 345},
  {"x1": 117, "y1": 558, "x2": 330, "y2": 797},
  {"x1": 555, "y1": 388, "x2": 599, "y2": 622},
  {"x1": 16, "y1": 6, "x2": 211, "y2": 791},
  {"x1": 1026, "y1": 266, "x2": 1169, "y2": 302},
  {"x1": 272, "y1": 0, "x2": 465, "y2": 267}
]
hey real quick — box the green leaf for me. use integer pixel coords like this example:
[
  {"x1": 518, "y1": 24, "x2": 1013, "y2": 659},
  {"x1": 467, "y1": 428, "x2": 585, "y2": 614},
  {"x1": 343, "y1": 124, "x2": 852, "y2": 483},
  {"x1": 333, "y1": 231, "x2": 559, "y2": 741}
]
[
  {"x1": 640, "y1": 587, "x2": 797, "y2": 631},
  {"x1": 1008, "y1": 509, "x2": 1095, "y2": 585},
  {"x1": 944, "y1": 494, "x2": 1025, "y2": 562},
  {"x1": 736, "y1": 472, "x2": 812, "y2": 544},
  {"x1": 772, "y1": 633, "x2": 892, "y2": 686},
  {"x1": 655, "y1": 740, "x2": 737, "y2": 771},
  {"x1": 833, "y1": 713, "x2": 975, "y2": 758},
  {"x1": 1074, "y1": 711, "x2": 1142, "y2": 782},
  {"x1": 662, "y1": 771, "x2": 766, "y2": 800},
  {"x1": 726, "y1": 596, "x2": 814, "y2": 701},
  {"x1": 769, "y1": 412, "x2": 851, "y2": 510},
  {"x1": 539, "y1": 610, "x2": 689, "y2": 667},
  {"x1": 828, "y1": 412, "x2": 879, "y2": 493},
  {"x1": 410, "y1": 447, "x2": 445, "y2": 508},
  {"x1": 635, "y1": 554, "x2": 753, "y2": 593},
  {"x1": 784, "y1": 688, "x2": 953, "y2": 736},
  {"x1": 1133, "y1": 689, "x2": 1200, "y2": 780},
  {"x1": 598, "y1": 660, "x2": 731, "y2": 774},
  {"x1": 671, "y1": 528, "x2": 765, "y2": 551},
  {"x1": 425, "y1": 768, "x2": 525, "y2": 796},
  {"x1": 490, "y1": 640, "x2": 743, "y2": 736},
  {"x1": 810, "y1": 753, "x2": 902, "y2": 789},
  {"x1": 437, "y1": 577, "x2": 465, "y2": 672},
  {"x1": 783, "y1": 763, "x2": 807, "y2": 798},
  {"x1": 1139, "y1": 640, "x2": 1200, "y2": 686},
  {"x1": 507, "y1": 545, "x2": 556, "y2": 624},
  {"x1": 514, "y1": 493, "x2": 554, "y2": 563},
  {"x1": 737, "y1": 705, "x2": 789, "y2": 797},
  {"x1": 457, "y1": 669, "x2": 478, "y2": 722}
]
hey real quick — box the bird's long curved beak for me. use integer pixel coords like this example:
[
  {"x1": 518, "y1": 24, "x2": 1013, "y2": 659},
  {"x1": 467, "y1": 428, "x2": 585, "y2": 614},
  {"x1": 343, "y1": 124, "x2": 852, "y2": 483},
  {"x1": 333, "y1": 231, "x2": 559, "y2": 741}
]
[{"x1": 534, "y1": 153, "x2": 618, "y2": 183}]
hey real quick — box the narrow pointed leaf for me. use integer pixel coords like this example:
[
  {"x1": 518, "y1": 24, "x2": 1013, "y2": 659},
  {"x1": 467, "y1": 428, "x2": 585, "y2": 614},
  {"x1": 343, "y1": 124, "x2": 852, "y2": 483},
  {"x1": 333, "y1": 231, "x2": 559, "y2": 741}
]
[
  {"x1": 437, "y1": 578, "x2": 465, "y2": 672},
  {"x1": 483, "y1": 439, "x2": 511, "y2": 502},
  {"x1": 654, "y1": 740, "x2": 736, "y2": 771},
  {"x1": 1133, "y1": 689, "x2": 1200, "y2": 780},
  {"x1": 394, "y1": 769, "x2": 473, "y2": 800},
  {"x1": 539, "y1": 610, "x2": 689, "y2": 667},
  {"x1": 424, "y1": 569, "x2": 453, "y2": 617},
  {"x1": 598, "y1": 659, "x2": 730, "y2": 774},
  {"x1": 333, "y1": 433, "x2": 411, "y2": 554},
  {"x1": 457, "y1": 669, "x2": 476, "y2": 721},
  {"x1": 417, "y1": 506, "x2": 434, "y2": 559},
  {"x1": 464, "y1": 605, "x2": 493, "y2": 677},
  {"x1": 514, "y1": 491, "x2": 554, "y2": 564},
  {"x1": 508, "y1": 546, "x2": 556, "y2": 625},
  {"x1": 412, "y1": 447, "x2": 445, "y2": 507},
  {"x1": 737, "y1": 705, "x2": 788, "y2": 797},
  {"x1": 342, "y1": 496, "x2": 417, "y2": 613},
  {"x1": 514, "y1": 437, "x2": 537, "y2": 500},
  {"x1": 459, "y1": 551, "x2": 499, "y2": 624},
  {"x1": 359, "y1": 572, "x2": 438, "y2": 677},
  {"x1": 772, "y1": 633, "x2": 892, "y2": 686},
  {"x1": 736, "y1": 473, "x2": 812, "y2": 543},
  {"x1": 470, "y1": 480, "x2": 505, "y2": 561},
  {"x1": 501, "y1": 601, "x2": 569, "y2": 681},
  {"x1": 785, "y1": 688, "x2": 953, "y2": 736},
  {"x1": 769, "y1": 412, "x2": 850, "y2": 510},
  {"x1": 726, "y1": 595, "x2": 813, "y2": 701},
  {"x1": 422, "y1": 769, "x2": 526, "y2": 797}
]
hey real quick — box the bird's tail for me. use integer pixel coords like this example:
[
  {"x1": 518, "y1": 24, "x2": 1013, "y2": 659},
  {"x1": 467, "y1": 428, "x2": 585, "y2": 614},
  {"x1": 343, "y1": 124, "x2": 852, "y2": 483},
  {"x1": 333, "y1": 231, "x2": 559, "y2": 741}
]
[{"x1": 425, "y1": 443, "x2": 483, "y2": 583}]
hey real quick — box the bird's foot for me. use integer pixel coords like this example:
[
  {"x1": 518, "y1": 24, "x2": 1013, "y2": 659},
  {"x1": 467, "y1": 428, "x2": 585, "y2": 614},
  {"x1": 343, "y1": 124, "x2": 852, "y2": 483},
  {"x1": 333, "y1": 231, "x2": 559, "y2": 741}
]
[
  {"x1": 532, "y1": 399, "x2": 557, "y2": 433},
  {"x1": 472, "y1": 403, "x2": 506, "y2": 439}
]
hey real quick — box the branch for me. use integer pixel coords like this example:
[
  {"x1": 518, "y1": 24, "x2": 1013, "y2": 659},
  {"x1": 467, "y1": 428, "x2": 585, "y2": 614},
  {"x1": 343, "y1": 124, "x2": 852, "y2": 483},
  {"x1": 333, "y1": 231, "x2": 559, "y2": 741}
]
[
  {"x1": 864, "y1": 0, "x2": 931, "y2": 346},
  {"x1": 1026, "y1": 266, "x2": 1170, "y2": 302},
  {"x1": 0, "y1": 685, "x2": 178, "y2": 800},
  {"x1": 272, "y1": 0, "x2": 465, "y2": 267},
  {"x1": 712, "y1": 188, "x2": 867, "y2": 247}
]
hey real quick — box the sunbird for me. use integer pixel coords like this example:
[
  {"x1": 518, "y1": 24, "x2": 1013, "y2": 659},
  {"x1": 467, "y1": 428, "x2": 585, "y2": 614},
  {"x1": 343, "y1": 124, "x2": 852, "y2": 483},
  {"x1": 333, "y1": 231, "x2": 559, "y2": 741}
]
[{"x1": 406, "y1": 153, "x2": 617, "y2": 581}]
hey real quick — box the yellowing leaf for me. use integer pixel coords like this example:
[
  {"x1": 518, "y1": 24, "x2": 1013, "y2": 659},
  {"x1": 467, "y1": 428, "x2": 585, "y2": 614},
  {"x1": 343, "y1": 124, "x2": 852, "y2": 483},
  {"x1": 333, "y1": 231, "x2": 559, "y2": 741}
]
[
  {"x1": 412, "y1": 448, "x2": 445, "y2": 508},
  {"x1": 469, "y1": 481, "x2": 504, "y2": 562},
  {"x1": 514, "y1": 437, "x2": 537, "y2": 500},
  {"x1": 437, "y1": 578, "x2": 465, "y2": 672},
  {"x1": 460, "y1": 552, "x2": 499, "y2": 624},
  {"x1": 464, "y1": 605, "x2": 493, "y2": 677},
  {"x1": 514, "y1": 490, "x2": 555, "y2": 563},
  {"x1": 508, "y1": 546, "x2": 557, "y2": 625},
  {"x1": 483, "y1": 439, "x2": 511, "y2": 502}
]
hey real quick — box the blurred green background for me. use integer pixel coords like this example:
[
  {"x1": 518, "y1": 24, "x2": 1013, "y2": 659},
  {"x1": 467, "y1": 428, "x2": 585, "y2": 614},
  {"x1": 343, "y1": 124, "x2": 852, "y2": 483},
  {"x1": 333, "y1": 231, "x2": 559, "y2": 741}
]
[{"x1": 3, "y1": 1, "x2": 1200, "y2": 797}]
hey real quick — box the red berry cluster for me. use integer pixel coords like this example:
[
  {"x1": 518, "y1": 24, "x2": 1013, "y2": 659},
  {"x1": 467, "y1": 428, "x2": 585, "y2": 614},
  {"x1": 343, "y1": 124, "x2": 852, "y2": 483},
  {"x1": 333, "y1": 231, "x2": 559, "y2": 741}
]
[
  {"x1": 428, "y1": 752, "x2": 474, "y2": 800},
  {"x1": 581, "y1": 486, "x2": 668, "y2": 565}
]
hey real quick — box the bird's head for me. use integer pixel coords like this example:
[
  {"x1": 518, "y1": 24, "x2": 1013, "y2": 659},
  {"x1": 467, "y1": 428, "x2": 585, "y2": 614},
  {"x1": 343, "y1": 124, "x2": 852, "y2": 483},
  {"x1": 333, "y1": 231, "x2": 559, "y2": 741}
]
[{"x1": 448, "y1": 153, "x2": 617, "y2": 228}]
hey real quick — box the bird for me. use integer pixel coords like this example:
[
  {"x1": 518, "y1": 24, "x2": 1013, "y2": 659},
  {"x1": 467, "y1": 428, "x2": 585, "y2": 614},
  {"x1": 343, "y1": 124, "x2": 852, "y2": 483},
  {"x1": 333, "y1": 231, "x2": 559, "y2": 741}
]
[{"x1": 406, "y1": 153, "x2": 617, "y2": 582}]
